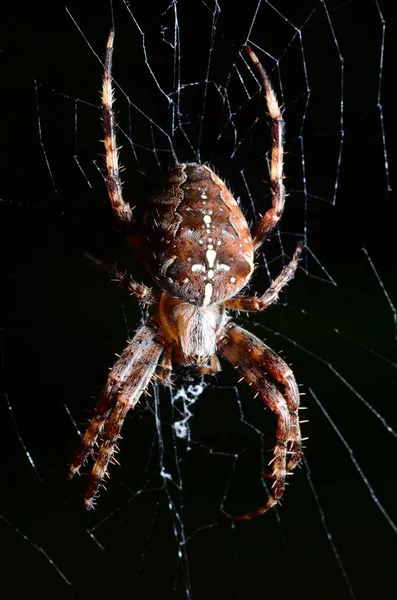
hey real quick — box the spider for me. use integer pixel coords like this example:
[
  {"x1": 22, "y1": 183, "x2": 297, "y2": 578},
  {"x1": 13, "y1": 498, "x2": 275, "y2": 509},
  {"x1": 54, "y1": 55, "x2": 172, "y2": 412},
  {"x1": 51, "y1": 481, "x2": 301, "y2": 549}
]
[{"x1": 68, "y1": 31, "x2": 303, "y2": 520}]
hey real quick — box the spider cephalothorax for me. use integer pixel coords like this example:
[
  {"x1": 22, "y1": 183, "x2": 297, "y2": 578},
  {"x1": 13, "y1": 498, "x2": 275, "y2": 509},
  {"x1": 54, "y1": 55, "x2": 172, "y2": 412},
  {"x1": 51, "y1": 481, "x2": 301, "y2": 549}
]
[{"x1": 68, "y1": 31, "x2": 303, "y2": 520}]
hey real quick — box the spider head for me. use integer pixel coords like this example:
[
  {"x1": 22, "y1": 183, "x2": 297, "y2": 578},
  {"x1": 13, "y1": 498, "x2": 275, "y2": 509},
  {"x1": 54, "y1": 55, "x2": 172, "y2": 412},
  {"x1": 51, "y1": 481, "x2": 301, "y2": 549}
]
[{"x1": 158, "y1": 293, "x2": 228, "y2": 366}]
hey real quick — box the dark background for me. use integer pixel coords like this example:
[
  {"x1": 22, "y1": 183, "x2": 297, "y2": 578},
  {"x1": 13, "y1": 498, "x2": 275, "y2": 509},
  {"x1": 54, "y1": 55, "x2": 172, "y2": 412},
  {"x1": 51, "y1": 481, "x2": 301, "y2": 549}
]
[{"x1": 1, "y1": 1, "x2": 396, "y2": 599}]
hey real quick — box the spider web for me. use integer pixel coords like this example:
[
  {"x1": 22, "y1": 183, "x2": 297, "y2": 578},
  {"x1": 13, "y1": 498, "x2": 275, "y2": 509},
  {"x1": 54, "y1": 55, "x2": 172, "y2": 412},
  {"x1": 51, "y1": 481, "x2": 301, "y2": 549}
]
[{"x1": 1, "y1": 1, "x2": 396, "y2": 598}]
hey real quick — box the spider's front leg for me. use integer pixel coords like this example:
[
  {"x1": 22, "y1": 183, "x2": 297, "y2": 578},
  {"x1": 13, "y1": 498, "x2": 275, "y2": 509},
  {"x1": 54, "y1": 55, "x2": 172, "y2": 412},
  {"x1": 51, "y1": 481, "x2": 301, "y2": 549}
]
[
  {"x1": 218, "y1": 323, "x2": 302, "y2": 521},
  {"x1": 102, "y1": 30, "x2": 149, "y2": 262},
  {"x1": 68, "y1": 324, "x2": 164, "y2": 509},
  {"x1": 245, "y1": 46, "x2": 286, "y2": 251},
  {"x1": 102, "y1": 30, "x2": 132, "y2": 227}
]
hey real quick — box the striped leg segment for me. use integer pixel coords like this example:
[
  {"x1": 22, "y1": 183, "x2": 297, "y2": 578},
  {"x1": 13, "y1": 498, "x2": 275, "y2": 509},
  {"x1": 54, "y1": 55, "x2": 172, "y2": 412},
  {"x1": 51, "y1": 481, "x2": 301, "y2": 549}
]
[
  {"x1": 245, "y1": 46, "x2": 286, "y2": 251},
  {"x1": 84, "y1": 254, "x2": 159, "y2": 305},
  {"x1": 68, "y1": 324, "x2": 164, "y2": 509},
  {"x1": 218, "y1": 323, "x2": 302, "y2": 520},
  {"x1": 223, "y1": 243, "x2": 302, "y2": 312},
  {"x1": 102, "y1": 30, "x2": 133, "y2": 226}
]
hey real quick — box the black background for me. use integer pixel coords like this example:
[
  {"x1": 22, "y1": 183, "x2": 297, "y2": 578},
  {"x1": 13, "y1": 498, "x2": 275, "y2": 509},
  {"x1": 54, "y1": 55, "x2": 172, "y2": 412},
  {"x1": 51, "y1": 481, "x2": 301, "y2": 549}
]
[{"x1": 1, "y1": 1, "x2": 396, "y2": 599}]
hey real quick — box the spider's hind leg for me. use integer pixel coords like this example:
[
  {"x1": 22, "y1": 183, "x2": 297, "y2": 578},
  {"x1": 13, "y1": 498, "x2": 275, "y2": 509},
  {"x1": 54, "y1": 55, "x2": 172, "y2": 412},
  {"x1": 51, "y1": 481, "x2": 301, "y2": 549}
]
[{"x1": 218, "y1": 323, "x2": 302, "y2": 521}]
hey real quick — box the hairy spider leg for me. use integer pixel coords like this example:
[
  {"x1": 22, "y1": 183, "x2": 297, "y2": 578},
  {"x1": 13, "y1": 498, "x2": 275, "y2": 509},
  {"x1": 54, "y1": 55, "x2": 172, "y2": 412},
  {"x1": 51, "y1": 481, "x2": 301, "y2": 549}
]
[
  {"x1": 223, "y1": 242, "x2": 302, "y2": 311},
  {"x1": 102, "y1": 30, "x2": 149, "y2": 260},
  {"x1": 244, "y1": 46, "x2": 289, "y2": 251},
  {"x1": 218, "y1": 323, "x2": 301, "y2": 520},
  {"x1": 84, "y1": 254, "x2": 159, "y2": 305},
  {"x1": 102, "y1": 30, "x2": 132, "y2": 226},
  {"x1": 68, "y1": 325, "x2": 164, "y2": 509}
]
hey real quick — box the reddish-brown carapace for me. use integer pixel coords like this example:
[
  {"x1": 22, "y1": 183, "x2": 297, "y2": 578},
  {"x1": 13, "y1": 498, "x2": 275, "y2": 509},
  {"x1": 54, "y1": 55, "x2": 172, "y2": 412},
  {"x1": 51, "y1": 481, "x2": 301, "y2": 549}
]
[{"x1": 68, "y1": 31, "x2": 303, "y2": 520}]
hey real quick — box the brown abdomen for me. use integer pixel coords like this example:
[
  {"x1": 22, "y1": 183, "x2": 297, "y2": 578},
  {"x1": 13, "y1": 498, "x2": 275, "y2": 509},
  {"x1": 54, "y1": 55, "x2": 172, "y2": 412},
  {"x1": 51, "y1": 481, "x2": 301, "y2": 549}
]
[{"x1": 144, "y1": 163, "x2": 254, "y2": 306}]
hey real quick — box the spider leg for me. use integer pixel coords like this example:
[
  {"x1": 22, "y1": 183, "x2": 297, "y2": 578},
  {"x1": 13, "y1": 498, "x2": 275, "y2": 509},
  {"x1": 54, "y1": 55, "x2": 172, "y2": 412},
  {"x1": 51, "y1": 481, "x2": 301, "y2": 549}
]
[
  {"x1": 102, "y1": 30, "x2": 133, "y2": 226},
  {"x1": 218, "y1": 323, "x2": 302, "y2": 521},
  {"x1": 102, "y1": 30, "x2": 150, "y2": 261},
  {"x1": 245, "y1": 46, "x2": 286, "y2": 251},
  {"x1": 68, "y1": 324, "x2": 164, "y2": 509},
  {"x1": 84, "y1": 253, "x2": 159, "y2": 305},
  {"x1": 223, "y1": 243, "x2": 302, "y2": 311}
]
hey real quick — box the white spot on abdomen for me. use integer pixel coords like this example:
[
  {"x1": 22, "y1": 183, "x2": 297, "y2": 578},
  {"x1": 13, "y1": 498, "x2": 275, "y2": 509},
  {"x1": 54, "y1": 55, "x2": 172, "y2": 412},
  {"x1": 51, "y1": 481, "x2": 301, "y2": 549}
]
[
  {"x1": 206, "y1": 249, "x2": 216, "y2": 268},
  {"x1": 203, "y1": 283, "x2": 213, "y2": 306},
  {"x1": 191, "y1": 263, "x2": 206, "y2": 273},
  {"x1": 216, "y1": 263, "x2": 230, "y2": 272}
]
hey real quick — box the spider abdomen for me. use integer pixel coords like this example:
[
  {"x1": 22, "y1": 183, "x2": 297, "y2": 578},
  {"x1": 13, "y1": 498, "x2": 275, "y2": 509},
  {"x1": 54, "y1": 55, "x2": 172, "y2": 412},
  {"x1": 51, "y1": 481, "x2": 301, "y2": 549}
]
[{"x1": 145, "y1": 162, "x2": 254, "y2": 306}]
